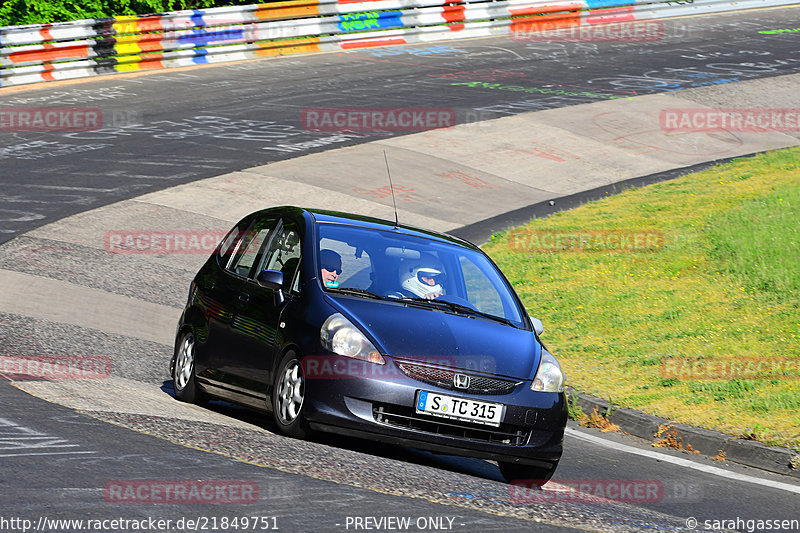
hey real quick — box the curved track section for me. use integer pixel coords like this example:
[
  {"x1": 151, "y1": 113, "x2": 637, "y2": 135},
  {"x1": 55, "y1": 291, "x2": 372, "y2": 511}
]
[
  {"x1": 2, "y1": 8, "x2": 800, "y2": 242},
  {"x1": 2, "y1": 8, "x2": 800, "y2": 532}
]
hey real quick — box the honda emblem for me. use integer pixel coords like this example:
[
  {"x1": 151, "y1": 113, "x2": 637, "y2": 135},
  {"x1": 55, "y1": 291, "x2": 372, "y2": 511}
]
[{"x1": 453, "y1": 374, "x2": 470, "y2": 389}]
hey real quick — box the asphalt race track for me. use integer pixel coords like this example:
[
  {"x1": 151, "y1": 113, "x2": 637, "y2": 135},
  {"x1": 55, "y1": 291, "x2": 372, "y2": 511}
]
[
  {"x1": 1, "y1": 7, "x2": 800, "y2": 533},
  {"x1": 3, "y1": 8, "x2": 800, "y2": 243}
]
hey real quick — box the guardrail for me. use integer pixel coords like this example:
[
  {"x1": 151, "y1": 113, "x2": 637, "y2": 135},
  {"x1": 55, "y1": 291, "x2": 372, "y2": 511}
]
[{"x1": 1, "y1": 0, "x2": 796, "y2": 87}]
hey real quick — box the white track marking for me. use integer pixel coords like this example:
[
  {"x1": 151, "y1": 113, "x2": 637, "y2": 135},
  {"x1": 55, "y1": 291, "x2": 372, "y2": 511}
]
[{"x1": 566, "y1": 427, "x2": 800, "y2": 495}]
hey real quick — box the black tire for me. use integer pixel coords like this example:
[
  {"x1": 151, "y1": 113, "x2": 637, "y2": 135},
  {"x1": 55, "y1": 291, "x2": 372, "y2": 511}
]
[
  {"x1": 172, "y1": 331, "x2": 202, "y2": 403},
  {"x1": 498, "y1": 461, "x2": 558, "y2": 486},
  {"x1": 272, "y1": 350, "x2": 311, "y2": 439}
]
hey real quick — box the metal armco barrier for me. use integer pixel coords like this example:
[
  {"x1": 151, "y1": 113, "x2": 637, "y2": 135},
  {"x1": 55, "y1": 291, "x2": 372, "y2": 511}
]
[{"x1": 0, "y1": 0, "x2": 797, "y2": 87}]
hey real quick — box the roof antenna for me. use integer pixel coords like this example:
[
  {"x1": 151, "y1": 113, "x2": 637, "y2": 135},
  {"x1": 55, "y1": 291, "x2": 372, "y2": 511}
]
[{"x1": 383, "y1": 150, "x2": 399, "y2": 229}]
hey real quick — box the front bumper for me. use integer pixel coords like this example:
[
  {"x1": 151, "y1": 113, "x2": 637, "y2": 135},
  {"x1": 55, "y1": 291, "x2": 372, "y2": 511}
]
[{"x1": 302, "y1": 356, "x2": 566, "y2": 466}]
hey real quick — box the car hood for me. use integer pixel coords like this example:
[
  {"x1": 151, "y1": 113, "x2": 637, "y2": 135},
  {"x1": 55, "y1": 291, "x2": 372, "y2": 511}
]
[{"x1": 326, "y1": 296, "x2": 541, "y2": 380}]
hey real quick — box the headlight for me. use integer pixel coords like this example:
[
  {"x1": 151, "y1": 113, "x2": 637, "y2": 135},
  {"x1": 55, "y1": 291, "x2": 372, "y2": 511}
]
[
  {"x1": 531, "y1": 350, "x2": 564, "y2": 392},
  {"x1": 320, "y1": 313, "x2": 385, "y2": 365}
]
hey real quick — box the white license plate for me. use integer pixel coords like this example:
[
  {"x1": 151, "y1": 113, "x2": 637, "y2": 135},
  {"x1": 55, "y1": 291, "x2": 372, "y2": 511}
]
[{"x1": 415, "y1": 390, "x2": 504, "y2": 427}]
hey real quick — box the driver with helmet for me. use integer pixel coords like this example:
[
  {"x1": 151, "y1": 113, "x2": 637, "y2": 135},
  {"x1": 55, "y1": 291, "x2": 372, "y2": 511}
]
[{"x1": 399, "y1": 255, "x2": 445, "y2": 300}]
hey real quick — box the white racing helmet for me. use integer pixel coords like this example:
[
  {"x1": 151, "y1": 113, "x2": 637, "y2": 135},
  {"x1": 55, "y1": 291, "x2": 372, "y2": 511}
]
[{"x1": 400, "y1": 256, "x2": 445, "y2": 297}]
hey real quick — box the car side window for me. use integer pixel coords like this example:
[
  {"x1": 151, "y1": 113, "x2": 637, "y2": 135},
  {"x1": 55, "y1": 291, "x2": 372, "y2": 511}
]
[
  {"x1": 259, "y1": 220, "x2": 302, "y2": 293},
  {"x1": 227, "y1": 217, "x2": 278, "y2": 278},
  {"x1": 217, "y1": 220, "x2": 252, "y2": 269},
  {"x1": 459, "y1": 255, "x2": 505, "y2": 317}
]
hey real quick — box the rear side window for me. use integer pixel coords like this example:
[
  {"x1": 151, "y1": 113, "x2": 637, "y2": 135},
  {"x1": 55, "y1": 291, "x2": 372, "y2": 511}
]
[
  {"x1": 230, "y1": 229, "x2": 270, "y2": 277},
  {"x1": 220, "y1": 217, "x2": 278, "y2": 278},
  {"x1": 217, "y1": 223, "x2": 250, "y2": 269}
]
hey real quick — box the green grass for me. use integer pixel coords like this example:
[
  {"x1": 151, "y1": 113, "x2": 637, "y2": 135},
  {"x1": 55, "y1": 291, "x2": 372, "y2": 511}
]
[
  {"x1": 706, "y1": 179, "x2": 800, "y2": 294},
  {"x1": 484, "y1": 147, "x2": 800, "y2": 451}
]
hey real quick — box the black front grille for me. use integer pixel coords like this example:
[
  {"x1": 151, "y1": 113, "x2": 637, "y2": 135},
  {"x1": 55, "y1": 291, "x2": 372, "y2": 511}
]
[
  {"x1": 373, "y1": 403, "x2": 531, "y2": 446},
  {"x1": 396, "y1": 362, "x2": 521, "y2": 395}
]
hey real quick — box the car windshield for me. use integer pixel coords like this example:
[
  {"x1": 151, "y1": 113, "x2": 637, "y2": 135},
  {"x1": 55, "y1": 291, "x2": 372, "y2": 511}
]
[{"x1": 316, "y1": 223, "x2": 526, "y2": 328}]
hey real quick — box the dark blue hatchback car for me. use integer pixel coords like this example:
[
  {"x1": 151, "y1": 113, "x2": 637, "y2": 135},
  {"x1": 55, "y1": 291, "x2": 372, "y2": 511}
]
[{"x1": 171, "y1": 206, "x2": 567, "y2": 483}]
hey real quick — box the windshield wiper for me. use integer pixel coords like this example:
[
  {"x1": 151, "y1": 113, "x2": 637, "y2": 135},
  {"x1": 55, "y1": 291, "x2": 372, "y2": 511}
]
[
  {"x1": 401, "y1": 297, "x2": 471, "y2": 312},
  {"x1": 467, "y1": 309, "x2": 515, "y2": 327},
  {"x1": 399, "y1": 297, "x2": 515, "y2": 327},
  {"x1": 326, "y1": 287, "x2": 384, "y2": 300}
]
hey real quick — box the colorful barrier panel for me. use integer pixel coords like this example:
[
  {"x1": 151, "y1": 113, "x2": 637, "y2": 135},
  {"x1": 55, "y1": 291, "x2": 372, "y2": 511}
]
[{"x1": 1, "y1": 0, "x2": 797, "y2": 87}]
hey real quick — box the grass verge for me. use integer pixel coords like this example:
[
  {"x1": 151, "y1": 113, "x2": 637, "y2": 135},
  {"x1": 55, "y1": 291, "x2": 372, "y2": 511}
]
[{"x1": 483, "y1": 148, "x2": 800, "y2": 451}]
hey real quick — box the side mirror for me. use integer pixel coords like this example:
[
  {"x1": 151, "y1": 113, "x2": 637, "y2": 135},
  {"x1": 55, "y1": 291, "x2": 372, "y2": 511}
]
[
  {"x1": 257, "y1": 269, "x2": 285, "y2": 305},
  {"x1": 529, "y1": 315, "x2": 544, "y2": 336},
  {"x1": 257, "y1": 269, "x2": 284, "y2": 289}
]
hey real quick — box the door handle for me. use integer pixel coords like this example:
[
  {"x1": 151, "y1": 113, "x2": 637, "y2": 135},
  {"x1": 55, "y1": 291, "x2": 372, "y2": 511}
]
[
  {"x1": 238, "y1": 293, "x2": 250, "y2": 303},
  {"x1": 202, "y1": 281, "x2": 215, "y2": 290}
]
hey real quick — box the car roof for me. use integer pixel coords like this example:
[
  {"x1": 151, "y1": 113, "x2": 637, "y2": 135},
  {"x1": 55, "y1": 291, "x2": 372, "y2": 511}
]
[{"x1": 305, "y1": 207, "x2": 478, "y2": 250}]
